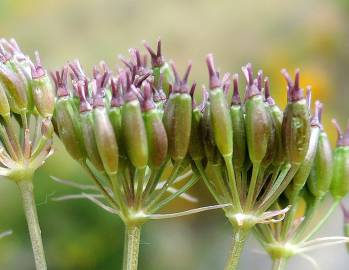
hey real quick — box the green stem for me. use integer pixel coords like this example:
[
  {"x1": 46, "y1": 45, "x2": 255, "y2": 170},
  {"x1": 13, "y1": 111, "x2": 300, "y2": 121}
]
[
  {"x1": 245, "y1": 162, "x2": 260, "y2": 210},
  {"x1": 272, "y1": 258, "x2": 287, "y2": 270},
  {"x1": 224, "y1": 157, "x2": 242, "y2": 212},
  {"x1": 258, "y1": 165, "x2": 298, "y2": 213},
  {"x1": 281, "y1": 193, "x2": 300, "y2": 240},
  {"x1": 293, "y1": 197, "x2": 321, "y2": 242},
  {"x1": 144, "y1": 161, "x2": 168, "y2": 197},
  {"x1": 123, "y1": 225, "x2": 142, "y2": 270},
  {"x1": 135, "y1": 167, "x2": 146, "y2": 209},
  {"x1": 151, "y1": 176, "x2": 199, "y2": 212},
  {"x1": 209, "y1": 163, "x2": 231, "y2": 203},
  {"x1": 194, "y1": 160, "x2": 224, "y2": 205},
  {"x1": 18, "y1": 180, "x2": 47, "y2": 270},
  {"x1": 299, "y1": 200, "x2": 339, "y2": 243},
  {"x1": 80, "y1": 162, "x2": 118, "y2": 208},
  {"x1": 142, "y1": 168, "x2": 159, "y2": 200},
  {"x1": 224, "y1": 228, "x2": 249, "y2": 270},
  {"x1": 146, "y1": 161, "x2": 182, "y2": 210}
]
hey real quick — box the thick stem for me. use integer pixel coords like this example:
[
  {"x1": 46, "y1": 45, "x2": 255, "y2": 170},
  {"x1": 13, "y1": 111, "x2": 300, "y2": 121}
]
[
  {"x1": 272, "y1": 258, "x2": 287, "y2": 270},
  {"x1": 18, "y1": 180, "x2": 47, "y2": 270},
  {"x1": 123, "y1": 225, "x2": 142, "y2": 270},
  {"x1": 224, "y1": 228, "x2": 249, "y2": 270}
]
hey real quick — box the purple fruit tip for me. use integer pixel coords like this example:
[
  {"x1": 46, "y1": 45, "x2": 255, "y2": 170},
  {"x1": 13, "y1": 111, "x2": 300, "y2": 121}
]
[
  {"x1": 242, "y1": 63, "x2": 260, "y2": 100},
  {"x1": 142, "y1": 81, "x2": 155, "y2": 111},
  {"x1": 143, "y1": 39, "x2": 163, "y2": 67},
  {"x1": 31, "y1": 51, "x2": 46, "y2": 79},
  {"x1": 281, "y1": 68, "x2": 304, "y2": 102},
  {"x1": 264, "y1": 77, "x2": 275, "y2": 106},
  {"x1": 171, "y1": 61, "x2": 192, "y2": 93},
  {"x1": 77, "y1": 81, "x2": 91, "y2": 113},
  {"x1": 332, "y1": 119, "x2": 349, "y2": 147},
  {"x1": 231, "y1": 74, "x2": 241, "y2": 105},
  {"x1": 311, "y1": 100, "x2": 323, "y2": 128},
  {"x1": 51, "y1": 66, "x2": 69, "y2": 97},
  {"x1": 257, "y1": 70, "x2": 263, "y2": 91},
  {"x1": 111, "y1": 77, "x2": 124, "y2": 107},
  {"x1": 206, "y1": 54, "x2": 221, "y2": 89}
]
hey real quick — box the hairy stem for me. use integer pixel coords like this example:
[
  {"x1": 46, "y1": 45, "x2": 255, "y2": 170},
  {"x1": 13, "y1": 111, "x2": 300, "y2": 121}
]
[
  {"x1": 123, "y1": 225, "x2": 142, "y2": 270},
  {"x1": 224, "y1": 228, "x2": 249, "y2": 270},
  {"x1": 18, "y1": 180, "x2": 47, "y2": 270},
  {"x1": 272, "y1": 258, "x2": 287, "y2": 270}
]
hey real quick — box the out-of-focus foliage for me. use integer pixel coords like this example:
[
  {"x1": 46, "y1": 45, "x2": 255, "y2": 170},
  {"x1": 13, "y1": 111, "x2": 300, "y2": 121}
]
[{"x1": 0, "y1": 0, "x2": 349, "y2": 269}]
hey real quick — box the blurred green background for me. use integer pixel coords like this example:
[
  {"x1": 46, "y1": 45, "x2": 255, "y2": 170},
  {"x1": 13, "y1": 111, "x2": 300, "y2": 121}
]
[{"x1": 0, "y1": 0, "x2": 349, "y2": 269}]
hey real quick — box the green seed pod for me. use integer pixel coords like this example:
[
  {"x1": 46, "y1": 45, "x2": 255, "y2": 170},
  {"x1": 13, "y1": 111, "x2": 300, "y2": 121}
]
[
  {"x1": 330, "y1": 119, "x2": 349, "y2": 199},
  {"x1": 206, "y1": 54, "x2": 233, "y2": 159},
  {"x1": 292, "y1": 101, "x2": 322, "y2": 193},
  {"x1": 188, "y1": 83, "x2": 205, "y2": 161},
  {"x1": 201, "y1": 94, "x2": 221, "y2": 164},
  {"x1": 308, "y1": 130, "x2": 333, "y2": 198},
  {"x1": 7, "y1": 58, "x2": 34, "y2": 113},
  {"x1": 9, "y1": 39, "x2": 32, "y2": 75},
  {"x1": 308, "y1": 105, "x2": 333, "y2": 198},
  {"x1": 142, "y1": 82, "x2": 168, "y2": 168},
  {"x1": 92, "y1": 80, "x2": 119, "y2": 176},
  {"x1": 122, "y1": 76, "x2": 148, "y2": 168},
  {"x1": 1, "y1": 40, "x2": 36, "y2": 113},
  {"x1": 52, "y1": 67, "x2": 86, "y2": 162},
  {"x1": 163, "y1": 63, "x2": 192, "y2": 162},
  {"x1": 76, "y1": 82, "x2": 104, "y2": 171},
  {"x1": 0, "y1": 82, "x2": 10, "y2": 122},
  {"x1": 243, "y1": 64, "x2": 272, "y2": 164},
  {"x1": 265, "y1": 80, "x2": 284, "y2": 166},
  {"x1": 258, "y1": 74, "x2": 276, "y2": 169},
  {"x1": 0, "y1": 62, "x2": 27, "y2": 113},
  {"x1": 109, "y1": 78, "x2": 125, "y2": 159},
  {"x1": 230, "y1": 74, "x2": 246, "y2": 170},
  {"x1": 31, "y1": 52, "x2": 55, "y2": 118},
  {"x1": 281, "y1": 69, "x2": 310, "y2": 165},
  {"x1": 144, "y1": 40, "x2": 174, "y2": 96}
]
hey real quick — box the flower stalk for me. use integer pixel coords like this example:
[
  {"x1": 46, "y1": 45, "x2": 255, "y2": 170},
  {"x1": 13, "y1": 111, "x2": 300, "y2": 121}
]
[
  {"x1": 123, "y1": 225, "x2": 142, "y2": 270},
  {"x1": 18, "y1": 180, "x2": 47, "y2": 270},
  {"x1": 225, "y1": 228, "x2": 249, "y2": 270}
]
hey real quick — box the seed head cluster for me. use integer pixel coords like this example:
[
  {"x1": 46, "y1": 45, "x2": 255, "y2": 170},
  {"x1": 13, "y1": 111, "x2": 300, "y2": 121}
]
[{"x1": 1, "y1": 38, "x2": 349, "y2": 270}]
